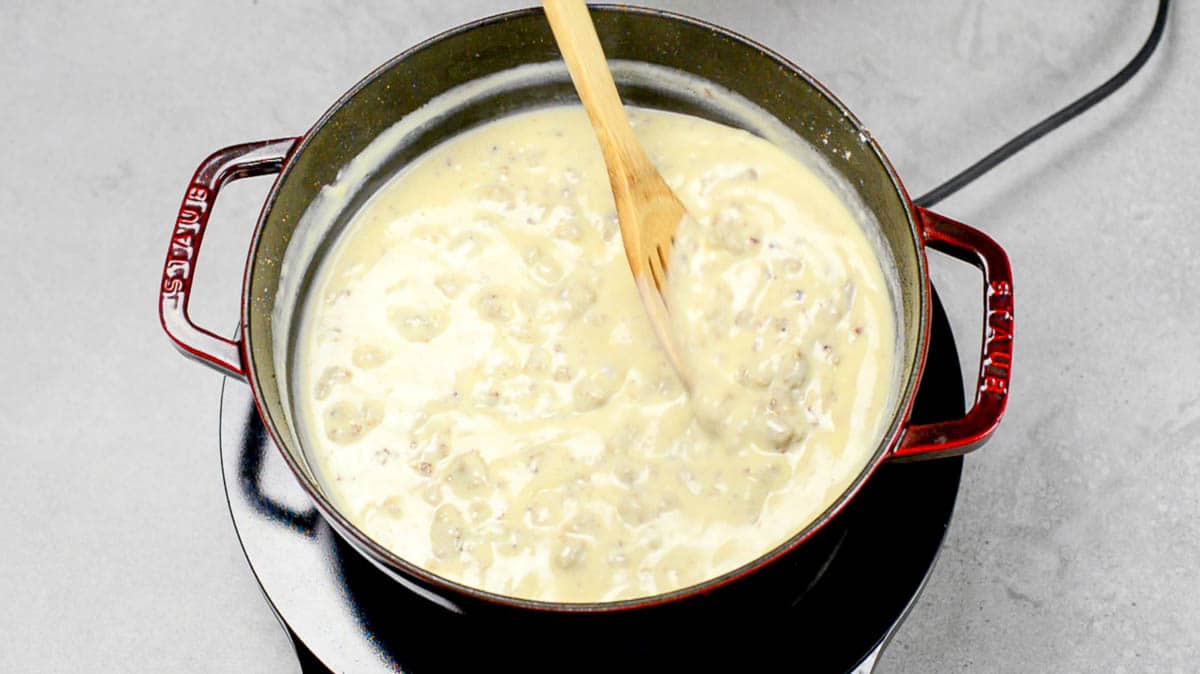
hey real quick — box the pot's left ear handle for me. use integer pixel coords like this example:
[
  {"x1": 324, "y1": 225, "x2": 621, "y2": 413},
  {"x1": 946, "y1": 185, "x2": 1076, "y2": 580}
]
[
  {"x1": 893, "y1": 207, "x2": 1013, "y2": 461},
  {"x1": 159, "y1": 138, "x2": 299, "y2": 380}
]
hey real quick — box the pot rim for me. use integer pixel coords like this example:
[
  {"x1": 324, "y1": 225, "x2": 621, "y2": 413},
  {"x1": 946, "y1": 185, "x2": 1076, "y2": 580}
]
[{"x1": 241, "y1": 3, "x2": 931, "y2": 613}]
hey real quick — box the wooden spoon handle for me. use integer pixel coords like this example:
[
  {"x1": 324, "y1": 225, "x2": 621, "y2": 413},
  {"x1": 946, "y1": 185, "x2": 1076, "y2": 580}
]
[
  {"x1": 543, "y1": 0, "x2": 693, "y2": 389},
  {"x1": 542, "y1": 0, "x2": 655, "y2": 181}
]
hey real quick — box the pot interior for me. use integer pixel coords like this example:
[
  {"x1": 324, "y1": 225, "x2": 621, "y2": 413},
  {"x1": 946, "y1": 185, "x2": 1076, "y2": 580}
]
[{"x1": 244, "y1": 6, "x2": 926, "y2": 604}]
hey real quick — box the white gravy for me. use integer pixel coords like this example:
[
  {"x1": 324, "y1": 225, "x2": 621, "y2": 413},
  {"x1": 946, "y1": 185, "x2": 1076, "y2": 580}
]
[{"x1": 297, "y1": 105, "x2": 896, "y2": 603}]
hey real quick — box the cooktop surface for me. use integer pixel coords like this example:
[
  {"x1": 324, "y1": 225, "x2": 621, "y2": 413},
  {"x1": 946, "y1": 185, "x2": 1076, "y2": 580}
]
[{"x1": 220, "y1": 288, "x2": 965, "y2": 673}]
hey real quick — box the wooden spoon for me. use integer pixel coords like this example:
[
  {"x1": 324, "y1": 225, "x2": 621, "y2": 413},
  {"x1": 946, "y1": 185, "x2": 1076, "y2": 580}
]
[{"x1": 542, "y1": 0, "x2": 692, "y2": 386}]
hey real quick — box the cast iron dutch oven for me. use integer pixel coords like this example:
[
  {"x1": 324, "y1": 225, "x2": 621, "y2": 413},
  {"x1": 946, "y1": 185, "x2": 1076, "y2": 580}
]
[{"x1": 159, "y1": 6, "x2": 1013, "y2": 618}]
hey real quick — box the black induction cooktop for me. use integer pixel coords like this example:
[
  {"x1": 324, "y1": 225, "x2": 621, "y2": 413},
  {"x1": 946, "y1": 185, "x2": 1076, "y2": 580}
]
[{"x1": 220, "y1": 288, "x2": 965, "y2": 674}]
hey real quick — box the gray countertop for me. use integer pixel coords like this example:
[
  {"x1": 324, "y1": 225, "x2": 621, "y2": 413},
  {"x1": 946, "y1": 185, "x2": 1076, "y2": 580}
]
[{"x1": 1, "y1": 1, "x2": 1195, "y2": 671}]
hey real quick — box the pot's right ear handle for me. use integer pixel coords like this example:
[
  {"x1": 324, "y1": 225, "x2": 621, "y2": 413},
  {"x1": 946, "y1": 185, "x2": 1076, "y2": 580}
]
[{"x1": 893, "y1": 208, "x2": 1013, "y2": 461}]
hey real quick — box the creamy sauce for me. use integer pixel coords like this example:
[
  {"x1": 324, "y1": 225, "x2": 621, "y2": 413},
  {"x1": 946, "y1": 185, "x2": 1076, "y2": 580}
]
[{"x1": 297, "y1": 106, "x2": 896, "y2": 603}]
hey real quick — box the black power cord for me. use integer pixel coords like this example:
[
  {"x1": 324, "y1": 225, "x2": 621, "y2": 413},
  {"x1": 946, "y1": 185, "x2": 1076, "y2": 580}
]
[{"x1": 914, "y1": 0, "x2": 1170, "y2": 208}]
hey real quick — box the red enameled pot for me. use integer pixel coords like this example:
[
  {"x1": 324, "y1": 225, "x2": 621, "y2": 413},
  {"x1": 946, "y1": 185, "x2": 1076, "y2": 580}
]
[{"x1": 159, "y1": 6, "x2": 1012, "y2": 615}]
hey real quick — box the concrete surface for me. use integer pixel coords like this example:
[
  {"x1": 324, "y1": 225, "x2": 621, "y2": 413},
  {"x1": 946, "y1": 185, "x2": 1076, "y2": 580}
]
[{"x1": 0, "y1": 1, "x2": 1195, "y2": 671}]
